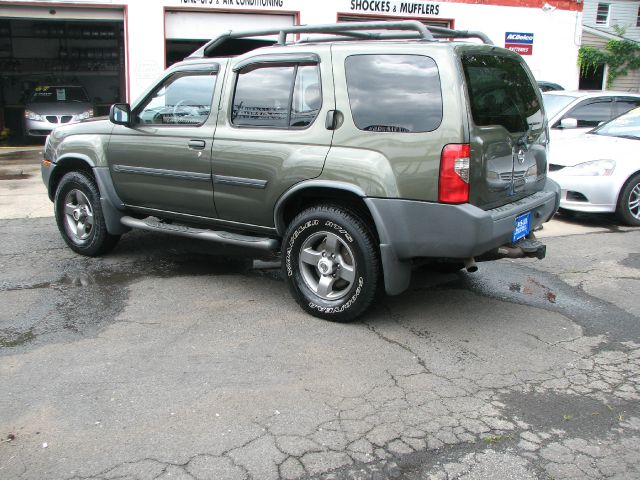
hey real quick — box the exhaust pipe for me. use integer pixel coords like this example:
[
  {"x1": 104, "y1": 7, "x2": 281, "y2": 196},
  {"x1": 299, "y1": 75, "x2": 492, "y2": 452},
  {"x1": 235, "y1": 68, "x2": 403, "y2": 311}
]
[{"x1": 464, "y1": 257, "x2": 478, "y2": 272}]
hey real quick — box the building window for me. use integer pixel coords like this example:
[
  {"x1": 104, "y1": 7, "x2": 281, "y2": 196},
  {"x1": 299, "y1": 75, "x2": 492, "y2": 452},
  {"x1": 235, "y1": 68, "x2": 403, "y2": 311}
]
[
  {"x1": 596, "y1": 3, "x2": 610, "y2": 26},
  {"x1": 636, "y1": 5, "x2": 640, "y2": 27}
]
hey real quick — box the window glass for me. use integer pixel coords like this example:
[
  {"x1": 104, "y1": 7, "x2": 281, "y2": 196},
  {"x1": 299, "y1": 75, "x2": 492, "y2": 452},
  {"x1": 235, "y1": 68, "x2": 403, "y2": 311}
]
[
  {"x1": 462, "y1": 54, "x2": 542, "y2": 133},
  {"x1": 565, "y1": 99, "x2": 612, "y2": 128},
  {"x1": 137, "y1": 72, "x2": 216, "y2": 126},
  {"x1": 542, "y1": 94, "x2": 575, "y2": 119},
  {"x1": 593, "y1": 107, "x2": 640, "y2": 139},
  {"x1": 596, "y1": 3, "x2": 610, "y2": 25},
  {"x1": 29, "y1": 86, "x2": 89, "y2": 103},
  {"x1": 232, "y1": 65, "x2": 295, "y2": 127},
  {"x1": 345, "y1": 54, "x2": 442, "y2": 133},
  {"x1": 290, "y1": 65, "x2": 322, "y2": 128},
  {"x1": 614, "y1": 98, "x2": 640, "y2": 116}
]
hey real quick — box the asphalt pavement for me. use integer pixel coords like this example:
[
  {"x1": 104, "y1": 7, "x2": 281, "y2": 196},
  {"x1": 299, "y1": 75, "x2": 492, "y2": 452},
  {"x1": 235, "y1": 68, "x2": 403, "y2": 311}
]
[{"x1": 0, "y1": 148, "x2": 639, "y2": 480}]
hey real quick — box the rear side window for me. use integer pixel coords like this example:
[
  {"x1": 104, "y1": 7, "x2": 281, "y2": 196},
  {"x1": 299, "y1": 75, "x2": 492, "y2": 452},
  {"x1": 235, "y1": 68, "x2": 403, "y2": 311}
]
[
  {"x1": 232, "y1": 63, "x2": 321, "y2": 129},
  {"x1": 345, "y1": 54, "x2": 443, "y2": 133},
  {"x1": 462, "y1": 54, "x2": 542, "y2": 133}
]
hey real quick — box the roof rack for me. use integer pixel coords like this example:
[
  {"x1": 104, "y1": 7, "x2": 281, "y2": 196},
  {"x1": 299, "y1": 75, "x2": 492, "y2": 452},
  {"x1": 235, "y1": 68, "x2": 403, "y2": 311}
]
[{"x1": 188, "y1": 21, "x2": 493, "y2": 59}]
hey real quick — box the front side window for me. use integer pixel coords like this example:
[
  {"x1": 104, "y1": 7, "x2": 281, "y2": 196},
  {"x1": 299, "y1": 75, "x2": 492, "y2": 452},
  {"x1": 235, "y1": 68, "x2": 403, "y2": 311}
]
[
  {"x1": 564, "y1": 99, "x2": 613, "y2": 128},
  {"x1": 136, "y1": 72, "x2": 217, "y2": 126},
  {"x1": 345, "y1": 54, "x2": 442, "y2": 133},
  {"x1": 596, "y1": 3, "x2": 610, "y2": 26},
  {"x1": 462, "y1": 54, "x2": 542, "y2": 133},
  {"x1": 614, "y1": 97, "x2": 640, "y2": 116},
  {"x1": 232, "y1": 63, "x2": 321, "y2": 129}
]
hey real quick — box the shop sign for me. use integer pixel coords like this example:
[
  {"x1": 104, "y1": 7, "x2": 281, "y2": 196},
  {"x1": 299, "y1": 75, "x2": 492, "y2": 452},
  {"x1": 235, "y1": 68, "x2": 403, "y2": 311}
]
[
  {"x1": 505, "y1": 31, "x2": 534, "y2": 55},
  {"x1": 176, "y1": 0, "x2": 289, "y2": 8},
  {"x1": 348, "y1": 1, "x2": 442, "y2": 17}
]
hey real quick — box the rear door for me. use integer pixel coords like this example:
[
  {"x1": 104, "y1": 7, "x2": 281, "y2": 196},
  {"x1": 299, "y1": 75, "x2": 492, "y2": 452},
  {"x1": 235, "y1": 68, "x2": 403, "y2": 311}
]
[
  {"x1": 210, "y1": 47, "x2": 334, "y2": 227},
  {"x1": 461, "y1": 50, "x2": 547, "y2": 210}
]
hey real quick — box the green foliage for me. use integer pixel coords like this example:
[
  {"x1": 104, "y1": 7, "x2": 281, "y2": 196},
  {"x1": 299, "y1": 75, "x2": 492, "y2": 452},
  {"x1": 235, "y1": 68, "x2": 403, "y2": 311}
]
[{"x1": 578, "y1": 38, "x2": 640, "y2": 87}]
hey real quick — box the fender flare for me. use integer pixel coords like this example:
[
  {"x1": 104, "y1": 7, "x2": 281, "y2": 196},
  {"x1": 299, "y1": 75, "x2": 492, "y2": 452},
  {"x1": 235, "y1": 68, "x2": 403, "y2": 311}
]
[
  {"x1": 53, "y1": 155, "x2": 129, "y2": 235},
  {"x1": 274, "y1": 179, "x2": 411, "y2": 296}
]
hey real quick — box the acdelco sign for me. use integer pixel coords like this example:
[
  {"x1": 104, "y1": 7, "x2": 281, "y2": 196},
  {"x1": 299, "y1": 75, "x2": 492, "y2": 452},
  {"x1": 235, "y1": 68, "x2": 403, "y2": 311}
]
[{"x1": 505, "y1": 31, "x2": 534, "y2": 56}]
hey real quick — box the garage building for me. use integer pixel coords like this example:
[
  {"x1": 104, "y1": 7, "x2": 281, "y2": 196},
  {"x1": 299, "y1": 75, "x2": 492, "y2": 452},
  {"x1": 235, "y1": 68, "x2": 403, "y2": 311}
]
[{"x1": 0, "y1": 0, "x2": 584, "y2": 142}]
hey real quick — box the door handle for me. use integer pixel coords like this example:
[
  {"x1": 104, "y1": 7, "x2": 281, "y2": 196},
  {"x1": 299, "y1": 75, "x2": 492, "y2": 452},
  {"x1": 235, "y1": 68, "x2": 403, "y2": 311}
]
[{"x1": 188, "y1": 139, "x2": 206, "y2": 150}]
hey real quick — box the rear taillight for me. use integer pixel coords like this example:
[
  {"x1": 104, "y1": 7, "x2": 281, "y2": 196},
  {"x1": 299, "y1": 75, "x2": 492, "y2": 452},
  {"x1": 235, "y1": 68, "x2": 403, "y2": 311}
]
[{"x1": 439, "y1": 144, "x2": 470, "y2": 204}]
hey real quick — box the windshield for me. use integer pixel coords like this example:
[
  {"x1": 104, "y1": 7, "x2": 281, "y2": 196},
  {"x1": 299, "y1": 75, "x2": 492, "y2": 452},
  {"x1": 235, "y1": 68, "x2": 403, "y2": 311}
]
[
  {"x1": 592, "y1": 107, "x2": 640, "y2": 139},
  {"x1": 29, "y1": 86, "x2": 89, "y2": 103},
  {"x1": 542, "y1": 94, "x2": 575, "y2": 119}
]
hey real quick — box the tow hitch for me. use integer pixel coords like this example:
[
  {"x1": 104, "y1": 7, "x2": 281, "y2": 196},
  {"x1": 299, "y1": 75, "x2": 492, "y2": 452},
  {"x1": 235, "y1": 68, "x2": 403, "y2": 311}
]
[{"x1": 496, "y1": 233, "x2": 546, "y2": 260}]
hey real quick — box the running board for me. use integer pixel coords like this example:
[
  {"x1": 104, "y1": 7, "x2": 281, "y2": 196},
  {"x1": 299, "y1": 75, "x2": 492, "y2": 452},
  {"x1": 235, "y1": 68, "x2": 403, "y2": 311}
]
[{"x1": 120, "y1": 216, "x2": 279, "y2": 251}]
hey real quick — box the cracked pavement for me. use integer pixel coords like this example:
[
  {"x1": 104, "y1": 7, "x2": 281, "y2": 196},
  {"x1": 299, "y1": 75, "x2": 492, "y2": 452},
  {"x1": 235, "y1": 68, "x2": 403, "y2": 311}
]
[{"x1": 1, "y1": 189, "x2": 639, "y2": 479}]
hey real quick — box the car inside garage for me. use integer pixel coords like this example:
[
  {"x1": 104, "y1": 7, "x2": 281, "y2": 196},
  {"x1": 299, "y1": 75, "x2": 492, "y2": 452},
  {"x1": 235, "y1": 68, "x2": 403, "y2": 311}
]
[{"x1": 0, "y1": 5, "x2": 125, "y2": 143}]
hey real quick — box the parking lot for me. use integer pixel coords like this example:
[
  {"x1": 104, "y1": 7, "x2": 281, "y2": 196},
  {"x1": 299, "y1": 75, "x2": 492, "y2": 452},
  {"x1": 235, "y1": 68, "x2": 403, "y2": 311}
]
[{"x1": 1, "y1": 148, "x2": 639, "y2": 480}]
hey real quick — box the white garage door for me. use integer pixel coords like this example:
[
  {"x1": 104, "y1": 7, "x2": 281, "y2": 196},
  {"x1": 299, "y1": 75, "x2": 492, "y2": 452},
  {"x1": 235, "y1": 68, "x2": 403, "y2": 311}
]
[
  {"x1": 0, "y1": 5, "x2": 123, "y2": 21},
  {"x1": 165, "y1": 11, "x2": 295, "y2": 40}
]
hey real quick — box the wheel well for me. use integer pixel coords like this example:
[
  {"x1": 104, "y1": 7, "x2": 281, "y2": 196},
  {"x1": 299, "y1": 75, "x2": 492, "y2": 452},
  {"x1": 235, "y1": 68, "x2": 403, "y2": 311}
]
[
  {"x1": 617, "y1": 170, "x2": 640, "y2": 206},
  {"x1": 279, "y1": 187, "x2": 379, "y2": 242},
  {"x1": 49, "y1": 158, "x2": 94, "y2": 200}
]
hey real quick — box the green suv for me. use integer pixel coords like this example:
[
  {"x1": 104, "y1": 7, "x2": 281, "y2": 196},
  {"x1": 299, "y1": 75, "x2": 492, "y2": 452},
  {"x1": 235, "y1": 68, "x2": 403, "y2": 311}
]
[{"x1": 41, "y1": 21, "x2": 560, "y2": 321}]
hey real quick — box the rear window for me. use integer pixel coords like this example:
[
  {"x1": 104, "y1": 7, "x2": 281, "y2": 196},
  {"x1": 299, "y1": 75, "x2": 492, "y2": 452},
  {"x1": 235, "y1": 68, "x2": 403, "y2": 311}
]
[
  {"x1": 345, "y1": 54, "x2": 442, "y2": 133},
  {"x1": 462, "y1": 54, "x2": 542, "y2": 133}
]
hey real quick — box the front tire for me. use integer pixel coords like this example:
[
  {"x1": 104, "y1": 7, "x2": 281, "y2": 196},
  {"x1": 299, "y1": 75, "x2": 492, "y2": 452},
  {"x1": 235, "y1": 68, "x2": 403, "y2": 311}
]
[
  {"x1": 617, "y1": 173, "x2": 640, "y2": 226},
  {"x1": 54, "y1": 171, "x2": 120, "y2": 256},
  {"x1": 283, "y1": 205, "x2": 379, "y2": 322}
]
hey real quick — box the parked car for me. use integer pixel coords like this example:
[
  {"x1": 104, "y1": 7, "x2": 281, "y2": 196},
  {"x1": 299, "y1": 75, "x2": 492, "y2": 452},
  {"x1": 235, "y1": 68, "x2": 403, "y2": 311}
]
[
  {"x1": 24, "y1": 85, "x2": 93, "y2": 137},
  {"x1": 543, "y1": 90, "x2": 640, "y2": 142},
  {"x1": 40, "y1": 21, "x2": 559, "y2": 321},
  {"x1": 537, "y1": 81, "x2": 564, "y2": 92},
  {"x1": 548, "y1": 107, "x2": 640, "y2": 225}
]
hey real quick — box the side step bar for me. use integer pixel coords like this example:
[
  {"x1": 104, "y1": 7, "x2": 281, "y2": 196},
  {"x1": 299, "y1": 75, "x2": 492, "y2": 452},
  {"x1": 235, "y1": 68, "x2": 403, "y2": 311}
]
[{"x1": 120, "y1": 216, "x2": 280, "y2": 251}]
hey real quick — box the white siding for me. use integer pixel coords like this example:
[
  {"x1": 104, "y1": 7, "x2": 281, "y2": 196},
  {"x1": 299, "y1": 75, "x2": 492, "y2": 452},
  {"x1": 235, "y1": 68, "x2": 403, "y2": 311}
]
[
  {"x1": 583, "y1": 0, "x2": 640, "y2": 41},
  {"x1": 611, "y1": 68, "x2": 640, "y2": 91}
]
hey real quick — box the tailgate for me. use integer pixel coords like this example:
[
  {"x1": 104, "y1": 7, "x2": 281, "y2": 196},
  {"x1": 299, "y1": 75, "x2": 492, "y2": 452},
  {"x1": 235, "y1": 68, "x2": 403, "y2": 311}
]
[{"x1": 460, "y1": 50, "x2": 549, "y2": 210}]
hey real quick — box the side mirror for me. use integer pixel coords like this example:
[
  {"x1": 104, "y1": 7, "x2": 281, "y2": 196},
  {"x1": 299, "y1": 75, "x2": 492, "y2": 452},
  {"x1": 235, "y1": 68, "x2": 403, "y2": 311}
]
[
  {"x1": 560, "y1": 117, "x2": 578, "y2": 129},
  {"x1": 110, "y1": 103, "x2": 131, "y2": 126}
]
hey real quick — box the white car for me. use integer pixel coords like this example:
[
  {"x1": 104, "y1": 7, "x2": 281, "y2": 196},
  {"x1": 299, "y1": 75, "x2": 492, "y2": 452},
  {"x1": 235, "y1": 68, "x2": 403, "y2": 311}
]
[
  {"x1": 548, "y1": 107, "x2": 640, "y2": 226},
  {"x1": 543, "y1": 91, "x2": 640, "y2": 142}
]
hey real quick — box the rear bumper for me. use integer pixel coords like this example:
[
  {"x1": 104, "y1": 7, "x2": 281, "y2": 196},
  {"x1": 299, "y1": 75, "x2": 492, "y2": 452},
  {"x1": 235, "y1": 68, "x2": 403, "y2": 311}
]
[{"x1": 365, "y1": 178, "x2": 560, "y2": 294}]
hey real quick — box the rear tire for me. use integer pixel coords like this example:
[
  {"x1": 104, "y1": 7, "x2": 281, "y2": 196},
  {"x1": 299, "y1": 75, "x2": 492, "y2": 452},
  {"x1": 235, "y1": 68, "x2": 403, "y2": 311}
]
[
  {"x1": 616, "y1": 173, "x2": 640, "y2": 226},
  {"x1": 282, "y1": 205, "x2": 379, "y2": 322},
  {"x1": 54, "y1": 171, "x2": 120, "y2": 256}
]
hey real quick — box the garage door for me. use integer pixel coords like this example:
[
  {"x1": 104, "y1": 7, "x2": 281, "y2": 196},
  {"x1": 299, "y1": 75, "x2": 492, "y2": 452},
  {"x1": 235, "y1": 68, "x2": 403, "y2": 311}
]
[
  {"x1": 165, "y1": 11, "x2": 295, "y2": 66},
  {"x1": 0, "y1": 5, "x2": 126, "y2": 142}
]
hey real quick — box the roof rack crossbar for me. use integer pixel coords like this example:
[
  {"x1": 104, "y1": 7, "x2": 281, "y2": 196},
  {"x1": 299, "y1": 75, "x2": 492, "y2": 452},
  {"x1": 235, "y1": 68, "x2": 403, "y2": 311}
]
[
  {"x1": 190, "y1": 21, "x2": 493, "y2": 59},
  {"x1": 296, "y1": 30, "x2": 494, "y2": 45},
  {"x1": 193, "y1": 21, "x2": 436, "y2": 58}
]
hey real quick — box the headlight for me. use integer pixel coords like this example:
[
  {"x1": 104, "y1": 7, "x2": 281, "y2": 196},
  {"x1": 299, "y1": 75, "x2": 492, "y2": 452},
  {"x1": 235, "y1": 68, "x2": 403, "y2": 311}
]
[
  {"x1": 75, "y1": 109, "x2": 94, "y2": 121},
  {"x1": 562, "y1": 159, "x2": 616, "y2": 176},
  {"x1": 24, "y1": 109, "x2": 45, "y2": 121}
]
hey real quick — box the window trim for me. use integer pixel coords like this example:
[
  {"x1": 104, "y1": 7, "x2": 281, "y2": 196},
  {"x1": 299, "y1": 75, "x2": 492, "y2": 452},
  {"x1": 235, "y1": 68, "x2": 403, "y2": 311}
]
[
  {"x1": 344, "y1": 53, "x2": 443, "y2": 134},
  {"x1": 229, "y1": 61, "x2": 323, "y2": 131},
  {"x1": 133, "y1": 68, "x2": 219, "y2": 128},
  {"x1": 595, "y1": 2, "x2": 610, "y2": 26}
]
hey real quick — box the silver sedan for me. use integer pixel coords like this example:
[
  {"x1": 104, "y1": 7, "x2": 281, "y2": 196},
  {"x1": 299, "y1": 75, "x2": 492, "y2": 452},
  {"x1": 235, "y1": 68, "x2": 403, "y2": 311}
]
[{"x1": 548, "y1": 107, "x2": 640, "y2": 226}]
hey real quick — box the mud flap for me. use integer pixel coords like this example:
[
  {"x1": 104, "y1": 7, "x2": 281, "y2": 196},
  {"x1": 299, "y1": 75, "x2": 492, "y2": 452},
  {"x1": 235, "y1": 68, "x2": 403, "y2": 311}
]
[{"x1": 380, "y1": 244, "x2": 411, "y2": 295}]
